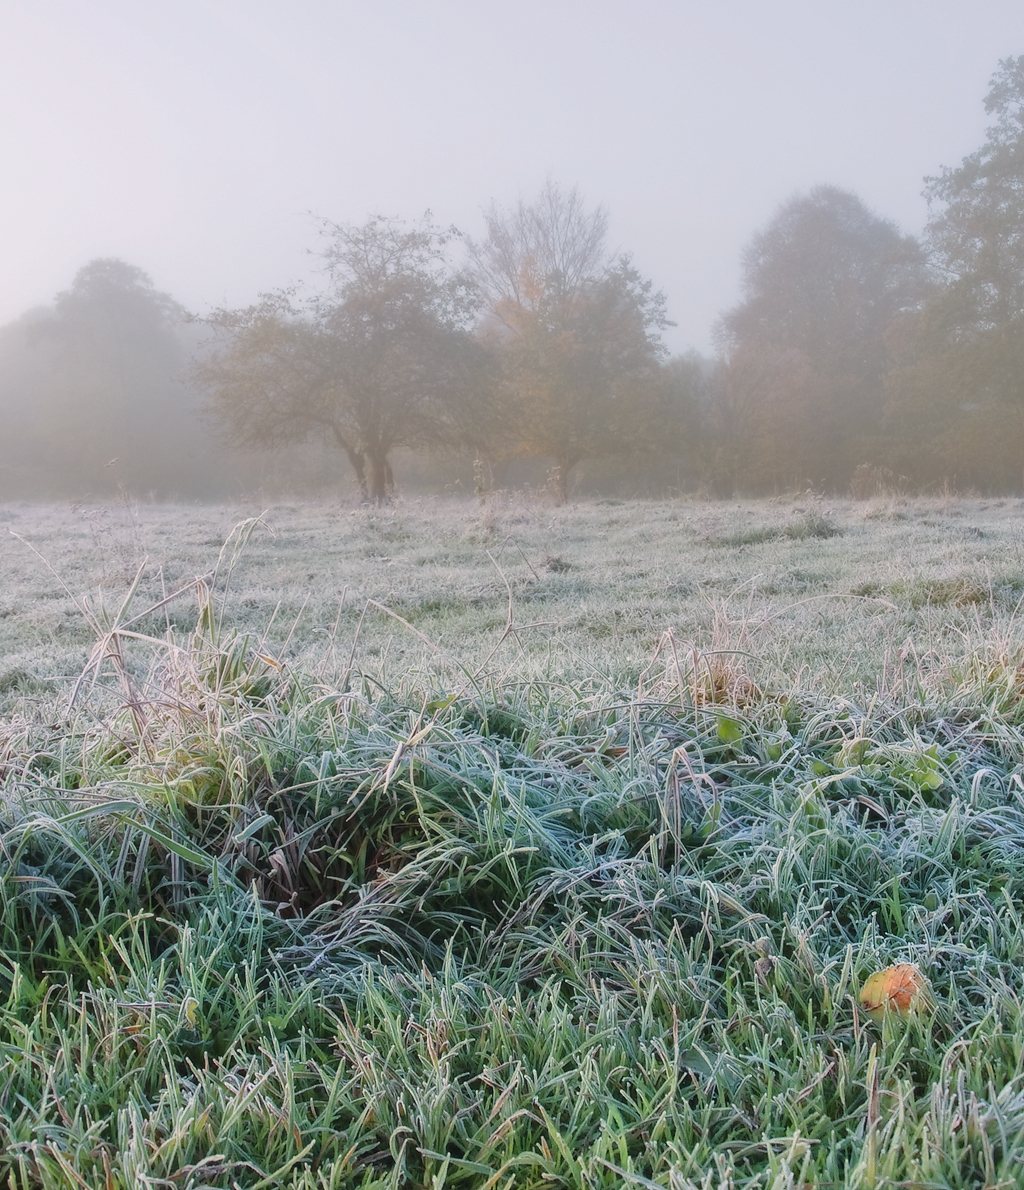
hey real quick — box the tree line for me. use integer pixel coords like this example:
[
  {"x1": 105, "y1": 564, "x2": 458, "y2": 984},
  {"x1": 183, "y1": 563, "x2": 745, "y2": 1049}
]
[
  {"x1": 3, "y1": 57, "x2": 1024, "y2": 502},
  {"x1": 193, "y1": 189, "x2": 680, "y2": 504}
]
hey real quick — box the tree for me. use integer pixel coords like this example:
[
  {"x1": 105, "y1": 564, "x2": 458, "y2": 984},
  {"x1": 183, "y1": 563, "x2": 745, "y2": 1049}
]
[
  {"x1": 198, "y1": 216, "x2": 480, "y2": 503},
  {"x1": 714, "y1": 186, "x2": 930, "y2": 492},
  {"x1": 0, "y1": 258, "x2": 209, "y2": 496},
  {"x1": 468, "y1": 183, "x2": 671, "y2": 503},
  {"x1": 888, "y1": 57, "x2": 1024, "y2": 487},
  {"x1": 925, "y1": 56, "x2": 1024, "y2": 335}
]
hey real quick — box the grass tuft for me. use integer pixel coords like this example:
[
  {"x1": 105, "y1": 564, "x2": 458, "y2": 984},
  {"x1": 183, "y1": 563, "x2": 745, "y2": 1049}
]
[{"x1": 714, "y1": 510, "x2": 840, "y2": 547}]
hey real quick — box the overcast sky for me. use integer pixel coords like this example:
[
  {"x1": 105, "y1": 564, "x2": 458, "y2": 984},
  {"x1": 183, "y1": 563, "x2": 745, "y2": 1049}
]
[{"x1": 3, "y1": 0, "x2": 1023, "y2": 353}]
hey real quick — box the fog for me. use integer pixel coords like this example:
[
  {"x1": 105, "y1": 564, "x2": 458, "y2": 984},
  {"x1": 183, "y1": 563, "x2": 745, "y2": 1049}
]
[
  {"x1": 3, "y1": 2, "x2": 1024, "y2": 500},
  {"x1": 3, "y1": 1, "x2": 1022, "y2": 352}
]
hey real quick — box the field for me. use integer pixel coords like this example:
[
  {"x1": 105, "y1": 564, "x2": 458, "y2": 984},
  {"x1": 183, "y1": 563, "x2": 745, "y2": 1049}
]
[
  {"x1": 2, "y1": 492, "x2": 1024, "y2": 1187},
  {"x1": 6, "y1": 490, "x2": 1024, "y2": 695}
]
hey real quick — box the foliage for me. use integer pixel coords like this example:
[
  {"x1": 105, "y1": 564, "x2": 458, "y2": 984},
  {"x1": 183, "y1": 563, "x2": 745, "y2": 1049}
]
[
  {"x1": 469, "y1": 183, "x2": 673, "y2": 503},
  {"x1": 925, "y1": 56, "x2": 1024, "y2": 333},
  {"x1": 712, "y1": 187, "x2": 930, "y2": 493},
  {"x1": 886, "y1": 57, "x2": 1024, "y2": 490},
  {"x1": 198, "y1": 216, "x2": 481, "y2": 503},
  {"x1": 13, "y1": 100, "x2": 1024, "y2": 502},
  {"x1": 0, "y1": 259, "x2": 215, "y2": 497}
]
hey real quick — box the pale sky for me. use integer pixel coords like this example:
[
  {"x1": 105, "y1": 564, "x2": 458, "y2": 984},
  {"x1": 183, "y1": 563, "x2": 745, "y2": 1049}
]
[{"x1": 3, "y1": 0, "x2": 1023, "y2": 352}]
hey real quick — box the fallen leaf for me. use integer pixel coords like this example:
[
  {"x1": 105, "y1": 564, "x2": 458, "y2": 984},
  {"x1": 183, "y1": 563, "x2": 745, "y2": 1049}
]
[{"x1": 859, "y1": 964, "x2": 933, "y2": 1022}]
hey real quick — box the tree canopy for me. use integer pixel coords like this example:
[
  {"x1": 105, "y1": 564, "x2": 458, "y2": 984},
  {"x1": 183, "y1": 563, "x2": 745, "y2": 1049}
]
[
  {"x1": 468, "y1": 182, "x2": 671, "y2": 502},
  {"x1": 13, "y1": 62, "x2": 1024, "y2": 505},
  {"x1": 713, "y1": 186, "x2": 930, "y2": 491},
  {"x1": 883, "y1": 56, "x2": 1024, "y2": 489},
  {"x1": 0, "y1": 258, "x2": 209, "y2": 497},
  {"x1": 198, "y1": 216, "x2": 481, "y2": 503},
  {"x1": 925, "y1": 56, "x2": 1024, "y2": 333}
]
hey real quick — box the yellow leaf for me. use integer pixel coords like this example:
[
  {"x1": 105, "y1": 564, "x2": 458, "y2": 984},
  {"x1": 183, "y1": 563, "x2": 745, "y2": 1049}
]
[{"x1": 859, "y1": 964, "x2": 933, "y2": 1022}]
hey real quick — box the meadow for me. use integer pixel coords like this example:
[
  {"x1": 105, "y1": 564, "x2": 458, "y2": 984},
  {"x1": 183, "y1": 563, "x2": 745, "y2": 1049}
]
[{"x1": 1, "y1": 491, "x2": 1024, "y2": 1187}]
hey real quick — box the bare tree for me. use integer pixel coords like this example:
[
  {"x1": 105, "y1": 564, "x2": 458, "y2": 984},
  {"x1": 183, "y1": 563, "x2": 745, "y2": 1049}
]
[{"x1": 469, "y1": 180, "x2": 610, "y2": 315}]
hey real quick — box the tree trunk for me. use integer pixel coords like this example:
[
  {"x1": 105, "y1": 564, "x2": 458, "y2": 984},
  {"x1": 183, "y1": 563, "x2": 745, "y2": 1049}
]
[
  {"x1": 331, "y1": 426, "x2": 368, "y2": 501},
  {"x1": 551, "y1": 456, "x2": 577, "y2": 505},
  {"x1": 366, "y1": 451, "x2": 392, "y2": 505},
  {"x1": 349, "y1": 453, "x2": 368, "y2": 501}
]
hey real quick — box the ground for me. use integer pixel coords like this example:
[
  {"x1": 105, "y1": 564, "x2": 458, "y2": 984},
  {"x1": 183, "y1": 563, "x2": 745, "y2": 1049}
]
[
  {"x1": 3, "y1": 490, "x2": 1022, "y2": 696},
  {"x1": 0, "y1": 492, "x2": 1023, "y2": 1188}
]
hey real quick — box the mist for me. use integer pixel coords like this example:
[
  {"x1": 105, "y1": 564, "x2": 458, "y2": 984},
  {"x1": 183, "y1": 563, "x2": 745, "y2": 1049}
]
[{"x1": 3, "y1": 3, "x2": 1024, "y2": 500}]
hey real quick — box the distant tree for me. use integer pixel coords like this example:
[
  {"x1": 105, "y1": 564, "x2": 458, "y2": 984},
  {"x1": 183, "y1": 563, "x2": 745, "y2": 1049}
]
[
  {"x1": 714, "y1": 186, "x2": 930, "y2": 492},
  {"x1": 468, "y1": 182, "x2": 671, "y2": 503},
  {"x1": 886, "y1": 57, "x2": 1024, "y2": 488},
  {"x1": 0, "y1": 258, "x2": 208, "y2": 496},
  {"x1": 925, "y1": 56, "x2": 1024, "y2": 336},
  {"x1": 198, "y1": 216, "x2": 480, "y2": 503}
]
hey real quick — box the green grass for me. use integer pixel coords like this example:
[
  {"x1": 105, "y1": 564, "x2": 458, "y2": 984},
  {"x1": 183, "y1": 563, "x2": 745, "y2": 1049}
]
[{"x1": 2, "y1": 495, "x2": 1024, "y2": 1185}]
